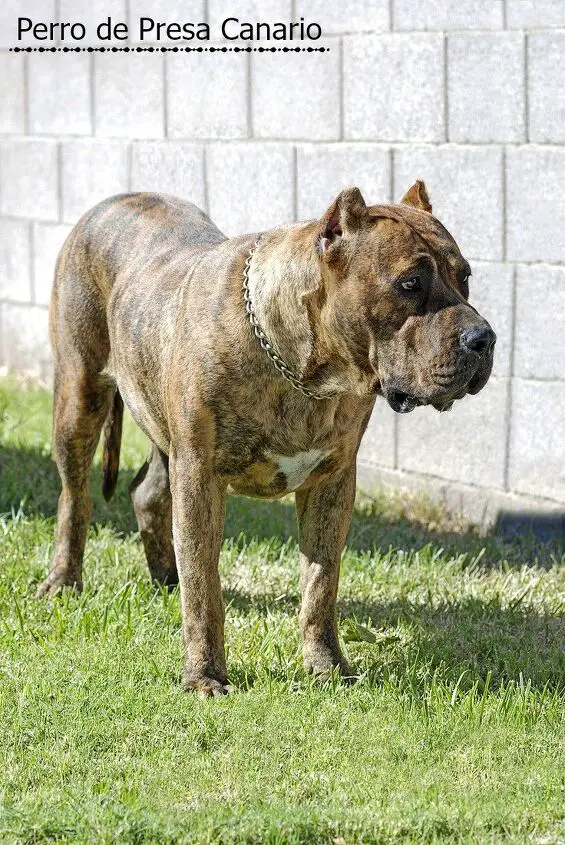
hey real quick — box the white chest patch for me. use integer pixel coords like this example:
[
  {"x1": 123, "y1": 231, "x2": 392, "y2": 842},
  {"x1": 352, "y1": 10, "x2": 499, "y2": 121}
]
[{"x1": 266, "y1": 449, "x2": 330, "y2": 491}]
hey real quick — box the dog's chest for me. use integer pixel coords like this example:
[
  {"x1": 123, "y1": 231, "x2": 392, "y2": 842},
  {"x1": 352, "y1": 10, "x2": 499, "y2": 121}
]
[
  {"x1": 226, "y1": 447, "x2": 334, "y2": 498},
  {"x1": 267, "y1": 449, "x2": 329, "y2": 489},
  {"x1": 215, "y1": 391, "x2": 373, "y2": 498}
]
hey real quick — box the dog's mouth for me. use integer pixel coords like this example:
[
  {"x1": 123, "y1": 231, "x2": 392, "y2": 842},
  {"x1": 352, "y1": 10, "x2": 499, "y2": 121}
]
[
  {"x1": 386, "y1": 389, "x2": 465, "y2": 414},
  {"x1": 386, "y1": 391, "x2": 421, "y2": 414},
  {"x1": 385, "y1": 381, "x2": 473, "y2": 414}
]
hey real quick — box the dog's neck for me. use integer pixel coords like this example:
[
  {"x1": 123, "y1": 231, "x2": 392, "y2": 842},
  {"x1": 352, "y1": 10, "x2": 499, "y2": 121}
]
[
  {"x1": 246, "y1": 224, "x2": 378, "y2": 398},
  {"x1": 247, "y1": 224, "x2": 319, "y2": 379}
]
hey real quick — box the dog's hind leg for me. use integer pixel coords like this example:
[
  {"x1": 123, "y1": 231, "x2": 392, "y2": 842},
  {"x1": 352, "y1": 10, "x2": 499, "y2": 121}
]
[
  {"x1": 129, "y1": 445, "x2": 178, "y2": 586},
  {"x1": 37, "y1": 369, "x2": 114, "y2": 597},
  {"x1": 37, "y1": 241, "x2": 114, "y2": 598}
]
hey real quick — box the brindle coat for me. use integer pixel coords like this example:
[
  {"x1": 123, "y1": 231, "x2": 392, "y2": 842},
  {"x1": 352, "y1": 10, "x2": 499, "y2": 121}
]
[{"x1": 38, "y1": 182, "x2": 495, "y2": 696}]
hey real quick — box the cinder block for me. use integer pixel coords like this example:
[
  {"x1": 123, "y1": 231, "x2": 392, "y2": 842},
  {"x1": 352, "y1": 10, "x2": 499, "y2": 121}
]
[
  {"x1": 61, "y1": 140, "x2": 129, "y2": 223},
  {"x1": 131, "y1": 142, "x2": 206, "y2": 208},
  {"x1": 129, "y1": 0, "x2": 205, "y2": 43},
  {"x1": 514, "y1": 264, "x2": 565, "y2": 381},
  {"x1": 167, "y1": 52, "x2": 248, "y2": 140},
  {"x1": 29, "y1": 53, "x2": 91, "y2": 136},
  {"x1": 344, "y1": 34, "x2": 444, "y2": 142},
  {"x1": 208, "y1": 1, "x2": 292, "y2": 40},
  {"x1": 33, "y1": 223, "x2": 73, "y2": 306},
  {"x1": 394, "y1": 145, "x2": 503, "y2": 261},
  {"x1": 95, "y1": 53, "x2": 164, "y2": 139},
  {"x1": 0, "y1": 0, "x2": 56, "y2": 48},
  {"x1": 506, "y1": 148, "x2": 565, "y2": 263},
  {"x1": 0, "y1": 139, "x2": 59, "y2": 221},
  {"x1": 394, "y1": 0, "x2": 503, "y2": 30},
  {"x1": 506, "y1": 0, "x2": 565, "y2": 28},
  {"x1": 252, "y1": 41, "x2": 339, "y2": 140},
  {"x1": 0, "y1": 220, "x2": 31, "y2": 302},
  {"x1": 508, "y1": 379, "x2": 565, "y2": 503},
  {"x1": 448, "y1": 33, "x2": 524, "y2": 143},
  {"x1": 297, "y1": 144, "x2": 390, "y2": 220},
  {"x1": 0, "y1": 54, "x2": 25, "y2": 133},
  {"x1": 397, "y1": 377, "x2": 508, "y2": 490},
  {"x1": 468, "y1": 262, "x2": 513, "y2": 378},
  {"x1": 59, "y1": 0, "x2": 128, "y2": 46},
  {"x1": 1, "y1": 304, "x2": 51, "y2": 381},
  {"x1": 357, "y1": 401, "x2": 396, "y2": 469},
  {"x1": 304, "y1": 0, "x2": 388, "y2": 34},
  {"x1": 206, "y1": 143, "x2": 293, "y2": 235},
  {"x1": 528, "y1": 34, "x2": 565, "y2": 144}
]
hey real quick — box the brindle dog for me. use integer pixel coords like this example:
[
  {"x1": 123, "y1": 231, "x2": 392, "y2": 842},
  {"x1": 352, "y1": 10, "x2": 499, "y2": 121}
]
[{"x1": 38, "y1": 181, "x2": 495, "y2": 696}]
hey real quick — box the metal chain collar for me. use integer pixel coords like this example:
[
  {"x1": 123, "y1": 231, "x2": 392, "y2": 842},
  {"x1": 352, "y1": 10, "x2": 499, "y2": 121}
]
[{"x1": 242, "y1": 237, "x2": 338, "y2": 401}]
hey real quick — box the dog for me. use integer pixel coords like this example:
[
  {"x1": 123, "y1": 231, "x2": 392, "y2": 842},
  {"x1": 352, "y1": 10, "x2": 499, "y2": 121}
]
[{"x1": 38, "y1": 181, "x2": 495, "y2": 695}]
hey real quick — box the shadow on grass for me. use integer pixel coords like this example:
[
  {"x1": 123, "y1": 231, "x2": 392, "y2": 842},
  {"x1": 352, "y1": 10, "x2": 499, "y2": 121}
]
[
  {"x1": 1, "y1": 443, "x2": 564, "y2": 565},
  {"x1": 224, "y1": 588, "x2": 565, "y2": 691}
]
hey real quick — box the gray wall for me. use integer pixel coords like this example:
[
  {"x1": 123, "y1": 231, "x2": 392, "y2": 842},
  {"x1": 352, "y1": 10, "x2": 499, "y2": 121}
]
[{"x1": 1, "y1": 0, "x2": 564, "y2": 520}]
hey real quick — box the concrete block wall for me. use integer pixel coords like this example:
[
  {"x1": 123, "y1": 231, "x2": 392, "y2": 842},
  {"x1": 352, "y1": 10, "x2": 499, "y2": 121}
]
[{"x1": 1, "y1": 0, "x2": 564, "y2": 520}]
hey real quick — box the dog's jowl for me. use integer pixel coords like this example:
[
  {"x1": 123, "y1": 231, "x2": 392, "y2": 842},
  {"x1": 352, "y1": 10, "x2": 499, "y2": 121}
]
[{"x1": 38, "y1": 182, "x2": 496, "y2": 696}]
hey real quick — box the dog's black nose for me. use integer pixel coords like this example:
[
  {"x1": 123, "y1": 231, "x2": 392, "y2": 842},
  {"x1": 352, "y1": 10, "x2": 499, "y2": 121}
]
[{"x1": 460, "y1": 325, "x2": 496, "y2": 356}]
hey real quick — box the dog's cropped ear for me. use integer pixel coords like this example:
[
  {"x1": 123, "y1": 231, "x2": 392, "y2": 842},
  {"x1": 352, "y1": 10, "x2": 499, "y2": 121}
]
[
  {"x1": 318, "y1": 186, "x2": 367, "y2": 257},
  {"x1": 400, "y1": 180, "x2": 432, "y2": 213}
]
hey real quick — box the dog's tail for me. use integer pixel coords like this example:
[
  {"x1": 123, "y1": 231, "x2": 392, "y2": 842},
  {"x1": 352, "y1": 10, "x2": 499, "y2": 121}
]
[{"x1": 102, "y1": 388, "x2": 124, "y2": 502}]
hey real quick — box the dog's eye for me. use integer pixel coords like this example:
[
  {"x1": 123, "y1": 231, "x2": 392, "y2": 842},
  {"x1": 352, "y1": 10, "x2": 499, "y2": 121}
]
[{"x1": 401, "y1": 276, "x2": 421, "y2": 292}]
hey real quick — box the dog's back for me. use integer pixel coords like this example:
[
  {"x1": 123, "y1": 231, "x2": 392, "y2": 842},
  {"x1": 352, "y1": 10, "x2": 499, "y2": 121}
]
[{"x1": 54, "y1": 193, "x2": 225, "y2": 302}]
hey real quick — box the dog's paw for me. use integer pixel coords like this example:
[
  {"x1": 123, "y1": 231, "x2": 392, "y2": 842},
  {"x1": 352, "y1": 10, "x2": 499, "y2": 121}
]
[
  {"x1": 310, "y1": 667, "x2": 358, "y2": 687},
  {"x1": 184, "y1": 676, "x2": 234, "y2": 698},
  {"x1": 304, "y1": 651, "x2": 355, "y2": 684},
  {"x1": 36, "y1": 566, "x2": 83, "y2": 599}
]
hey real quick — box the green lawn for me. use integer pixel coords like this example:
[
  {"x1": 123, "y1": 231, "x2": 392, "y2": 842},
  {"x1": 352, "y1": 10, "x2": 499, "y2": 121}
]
[{"x1": 0, "y1": 378, "x2": 564, "y2": 844}]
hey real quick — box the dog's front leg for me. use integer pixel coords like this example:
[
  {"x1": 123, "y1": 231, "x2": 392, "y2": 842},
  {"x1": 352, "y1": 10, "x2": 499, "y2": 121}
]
[
  {"x1": 169, "y1": 448, "x2": 229, "y2": 697},
  {"x1": 295, "y1": 463, "x2": 356, "y2": 680}
]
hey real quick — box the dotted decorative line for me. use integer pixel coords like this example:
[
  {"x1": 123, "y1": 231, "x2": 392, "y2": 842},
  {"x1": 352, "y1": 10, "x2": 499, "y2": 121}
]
[{"x1": 10, "y1": 45, "x2": 329, "y2": 53}]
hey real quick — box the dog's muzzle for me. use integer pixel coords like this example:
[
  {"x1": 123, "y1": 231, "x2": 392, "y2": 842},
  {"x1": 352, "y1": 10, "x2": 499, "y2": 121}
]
[{"x1": 384, "y1": 323, "x2": 496, "y2": 414}]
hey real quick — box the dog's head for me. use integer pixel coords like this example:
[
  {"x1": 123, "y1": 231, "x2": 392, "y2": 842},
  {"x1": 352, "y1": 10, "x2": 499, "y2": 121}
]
[{"x1": 314, "y1": 182, "x2": 496, "y2": 412}]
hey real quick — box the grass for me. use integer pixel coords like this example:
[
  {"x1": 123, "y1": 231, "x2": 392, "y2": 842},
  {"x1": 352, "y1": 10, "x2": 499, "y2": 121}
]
[{"x1": 0, "y1": 376, "x2": 564, "y2": 844}]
